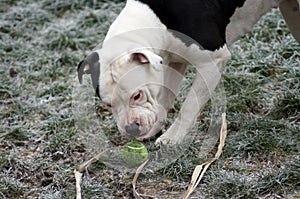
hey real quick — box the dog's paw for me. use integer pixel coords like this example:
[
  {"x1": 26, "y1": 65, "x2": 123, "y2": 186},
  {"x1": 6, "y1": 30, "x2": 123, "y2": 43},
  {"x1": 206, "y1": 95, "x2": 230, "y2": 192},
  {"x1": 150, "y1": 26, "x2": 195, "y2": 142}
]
[
  {"x1": 155, "y1": 134, "x2": 178, "y2": 146},
  {"x1": 155, "y1": 121, "x2": 186, "y2": 146},
  {"x1": 155, "y1": 132, "x2": 181, "y2": 147}
]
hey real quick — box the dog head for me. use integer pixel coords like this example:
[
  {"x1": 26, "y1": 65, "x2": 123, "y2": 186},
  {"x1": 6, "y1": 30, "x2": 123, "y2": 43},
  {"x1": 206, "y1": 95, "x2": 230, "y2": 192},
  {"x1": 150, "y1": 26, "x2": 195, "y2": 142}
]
[{"x1": 78, "y1": 49, "x2": 179, "y2": 140}]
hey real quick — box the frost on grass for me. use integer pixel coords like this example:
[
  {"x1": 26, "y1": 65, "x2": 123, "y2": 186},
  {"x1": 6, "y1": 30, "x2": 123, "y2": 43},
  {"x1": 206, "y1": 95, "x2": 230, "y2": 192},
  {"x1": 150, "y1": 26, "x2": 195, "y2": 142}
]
[{"x1": 0, "y1": 1, "x2": 299, "y2": 198}]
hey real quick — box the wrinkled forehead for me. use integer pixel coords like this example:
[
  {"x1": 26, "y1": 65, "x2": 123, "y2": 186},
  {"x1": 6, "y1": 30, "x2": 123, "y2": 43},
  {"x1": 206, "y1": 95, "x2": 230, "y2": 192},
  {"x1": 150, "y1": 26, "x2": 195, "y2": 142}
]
[
  {"x1": 99, "y1": 65, "x2": 140, "y2": 102},
  {"x1": 100, "y1": 64, "x2": 164, "y2": 105}
]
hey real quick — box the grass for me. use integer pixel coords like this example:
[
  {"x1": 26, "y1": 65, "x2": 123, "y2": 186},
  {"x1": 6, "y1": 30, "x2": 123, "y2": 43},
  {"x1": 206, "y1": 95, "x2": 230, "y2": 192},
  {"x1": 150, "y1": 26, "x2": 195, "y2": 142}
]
[{"x1": 0, "y1": 0, "x2": 299, "y2": 198}]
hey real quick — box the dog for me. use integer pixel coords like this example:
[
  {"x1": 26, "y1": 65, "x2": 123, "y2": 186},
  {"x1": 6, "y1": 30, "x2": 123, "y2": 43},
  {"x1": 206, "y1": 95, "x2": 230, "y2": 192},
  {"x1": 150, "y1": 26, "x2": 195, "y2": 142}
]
[{"x1": 77, "y1": 0, "x2": 300, "y2": 145}]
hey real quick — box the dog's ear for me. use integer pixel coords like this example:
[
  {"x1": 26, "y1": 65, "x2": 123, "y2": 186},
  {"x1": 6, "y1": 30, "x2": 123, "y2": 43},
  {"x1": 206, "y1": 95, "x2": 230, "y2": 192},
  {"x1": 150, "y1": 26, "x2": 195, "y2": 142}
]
[
  {"x1": 77, "y1": 52, "x2": 100, "y2": 97},
  {"x1": 130, "y1": 50, "x2": 163, "y2": 70}
]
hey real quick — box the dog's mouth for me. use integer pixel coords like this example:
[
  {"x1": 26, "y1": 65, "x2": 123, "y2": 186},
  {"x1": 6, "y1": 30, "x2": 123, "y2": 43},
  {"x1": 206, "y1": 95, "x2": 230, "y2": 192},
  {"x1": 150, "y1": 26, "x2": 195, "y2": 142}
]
[
  {"x1": 117, "y1": 103, "x2": 168, "y2": 140},
  {"x1": 122, "y1": 109, "x2": 166, "y2": 140},
  {"x1": 126, "y1": 112, "x2": 159, "y2": 138},
  {"x1": 135, "y1": 120, "x2": 165, "y2": 141}
]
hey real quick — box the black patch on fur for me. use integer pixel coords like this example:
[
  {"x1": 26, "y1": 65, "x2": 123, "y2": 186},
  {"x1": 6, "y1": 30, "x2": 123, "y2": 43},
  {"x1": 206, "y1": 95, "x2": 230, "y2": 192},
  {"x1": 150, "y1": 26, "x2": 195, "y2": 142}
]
[
  {"x1": 138, "y1": 0, "x2": 246, "y2": 50},
  {"x1": 77, "y1": 52, "x2": 100, "y2": 97}
]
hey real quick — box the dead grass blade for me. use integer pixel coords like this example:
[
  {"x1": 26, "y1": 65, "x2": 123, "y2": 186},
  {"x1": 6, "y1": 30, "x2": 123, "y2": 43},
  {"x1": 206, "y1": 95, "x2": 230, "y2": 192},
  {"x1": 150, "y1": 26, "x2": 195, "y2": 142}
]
[
  {"x1": 183, "y1": 113, "x2": 227, "y2": 198},
  {"x1": 74, "y1": 149, "x2": 110, "y2": 199},
  {"x1": 132, "y1": 159, "x2": 150, "y2": 198}
]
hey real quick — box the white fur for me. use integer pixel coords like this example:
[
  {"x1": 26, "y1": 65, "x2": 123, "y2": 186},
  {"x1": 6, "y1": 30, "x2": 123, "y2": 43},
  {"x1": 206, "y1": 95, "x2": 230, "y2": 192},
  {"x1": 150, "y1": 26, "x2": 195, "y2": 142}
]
[
  {"x1": 104, "y1": 0, "x2": 165, "y2": 42},
  {"x1": 226, "y1": 0, "x2": 281, "y2": 45},
  {"x1": 226, "y1": 0, "x2": 300, "y2": 44},
  {"x1": 96, "y1": 0, "x2": 232, "y2": 143},
  {"x1": 96, "y1": 0, "x2": 299, "y2": 144}
]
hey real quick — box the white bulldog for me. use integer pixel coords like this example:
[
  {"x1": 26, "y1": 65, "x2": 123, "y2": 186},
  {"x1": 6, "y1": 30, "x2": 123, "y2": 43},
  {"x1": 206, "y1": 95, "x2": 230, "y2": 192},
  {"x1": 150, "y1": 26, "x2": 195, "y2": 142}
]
[{"x1": 78, "y1": 0, "x2": 300, "y2": 145}]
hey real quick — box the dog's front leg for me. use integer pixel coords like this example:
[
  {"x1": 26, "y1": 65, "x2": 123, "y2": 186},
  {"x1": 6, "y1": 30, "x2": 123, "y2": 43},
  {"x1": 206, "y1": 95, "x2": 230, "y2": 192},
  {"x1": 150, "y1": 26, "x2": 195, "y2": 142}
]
[{"x1": 156, "y1": 45, "x2": 231, "y2": 145}]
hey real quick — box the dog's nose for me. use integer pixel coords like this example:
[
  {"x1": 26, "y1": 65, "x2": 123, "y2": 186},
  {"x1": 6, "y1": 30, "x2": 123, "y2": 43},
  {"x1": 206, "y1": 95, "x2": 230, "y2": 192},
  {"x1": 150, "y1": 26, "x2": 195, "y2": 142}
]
[{"x1": 125, "y1": 122, "x2": 141, "y2": 136}]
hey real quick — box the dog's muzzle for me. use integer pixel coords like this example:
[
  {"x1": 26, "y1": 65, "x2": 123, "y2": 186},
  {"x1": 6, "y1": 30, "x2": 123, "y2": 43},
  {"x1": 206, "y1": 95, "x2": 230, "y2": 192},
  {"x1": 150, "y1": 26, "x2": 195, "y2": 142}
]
[{"x1": 125, "y1": 122, "x2": 141, "y2": 136}]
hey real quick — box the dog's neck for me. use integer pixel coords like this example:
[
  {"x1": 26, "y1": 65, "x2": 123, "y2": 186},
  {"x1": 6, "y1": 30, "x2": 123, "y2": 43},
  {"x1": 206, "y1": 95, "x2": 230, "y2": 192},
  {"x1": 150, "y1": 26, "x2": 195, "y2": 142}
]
[{"x1": 104, "y1": 0, "x2": 166, "y2": 42}]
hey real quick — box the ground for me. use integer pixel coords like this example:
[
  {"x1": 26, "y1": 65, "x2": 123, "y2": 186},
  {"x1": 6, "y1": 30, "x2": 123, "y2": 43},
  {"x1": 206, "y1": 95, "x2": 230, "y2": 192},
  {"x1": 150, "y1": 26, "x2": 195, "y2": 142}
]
[{"x1": 0, "y1": 0, "x2": 299, "y2": 198}]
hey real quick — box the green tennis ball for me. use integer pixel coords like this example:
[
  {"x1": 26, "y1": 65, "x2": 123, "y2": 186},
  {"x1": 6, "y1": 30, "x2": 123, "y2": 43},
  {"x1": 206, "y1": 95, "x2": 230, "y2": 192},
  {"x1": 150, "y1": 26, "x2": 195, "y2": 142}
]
[{"x1": 122, "y1": 141, "x2": 148, "y2": 167}]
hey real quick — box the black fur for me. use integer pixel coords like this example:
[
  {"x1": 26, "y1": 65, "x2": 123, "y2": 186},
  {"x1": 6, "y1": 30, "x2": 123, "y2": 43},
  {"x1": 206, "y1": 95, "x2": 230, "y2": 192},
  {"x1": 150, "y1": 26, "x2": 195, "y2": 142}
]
[
  {"x1": 77, "y1": 52, "x2": 100, "y2": 97},
  {"x1": 138, "y1": 0, "x2": 246, "y2": 51}
]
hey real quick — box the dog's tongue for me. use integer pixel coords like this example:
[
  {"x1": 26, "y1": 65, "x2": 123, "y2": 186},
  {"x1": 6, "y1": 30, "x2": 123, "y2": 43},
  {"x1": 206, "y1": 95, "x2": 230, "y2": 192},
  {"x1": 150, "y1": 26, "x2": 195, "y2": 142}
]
[{"x1": 125, "y1": 122, "x2": 141, "y2": 136}]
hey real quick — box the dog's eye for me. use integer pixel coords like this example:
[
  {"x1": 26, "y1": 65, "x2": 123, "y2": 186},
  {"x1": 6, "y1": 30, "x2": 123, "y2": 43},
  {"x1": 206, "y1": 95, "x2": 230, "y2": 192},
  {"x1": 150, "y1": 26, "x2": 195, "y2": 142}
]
[
  {"x1": 106, "y1": 103, "x2": 112, "y2": 108},
  {"x1": 131, "y1": 91, "x2": 143, "y2": 103},
  {"x1": 133, "y1": 93, "x2": 141, "y2": 101}
]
